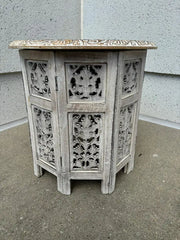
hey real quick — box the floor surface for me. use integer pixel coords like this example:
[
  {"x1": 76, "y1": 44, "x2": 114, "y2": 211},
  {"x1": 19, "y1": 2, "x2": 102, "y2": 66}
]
[{"x1": 0, "y1": 121, "x2": 179, "y2": 240}]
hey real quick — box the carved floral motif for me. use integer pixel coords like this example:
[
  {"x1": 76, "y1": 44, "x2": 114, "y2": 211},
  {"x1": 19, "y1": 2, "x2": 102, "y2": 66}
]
[
  {"x1": 117, "y1": 104, "x2": 136, "y2": 164},
  {"x1": 33, "y1": 106, "x2": 55, "y2": 166},
  {"x1": 66, "y1": 64, "x2": 106, "y2": 101},
  {"x1": 122, "y1": 60, "x2": 141, "y2": 96},
  {"x1": 26, "y1": 60, "x2": 51, "y2": 98},
  {"x1": 70, "y1": 113, "x2": 103, "y2": 170}
]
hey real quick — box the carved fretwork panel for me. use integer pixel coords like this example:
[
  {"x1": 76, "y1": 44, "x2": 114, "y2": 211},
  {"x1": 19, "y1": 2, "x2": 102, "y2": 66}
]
[
  {"x1": 69, "y1": 113, "x2": 104, "y2": 171},
  {"x1": 32, "y1": 106, "x2": 55, "y2": 167},
  {"x1": 122, "y1": 60, "x2": 141, "y2": 97},
  {"x1": 117, "y1": 103, "x2": 136, "y2": 164},
  {"x1": 26, "y1": 60, "x2": 51, "y2": 99},
  {"x1": 65, "y1": 64, "x2": 106, "y2": 102}
]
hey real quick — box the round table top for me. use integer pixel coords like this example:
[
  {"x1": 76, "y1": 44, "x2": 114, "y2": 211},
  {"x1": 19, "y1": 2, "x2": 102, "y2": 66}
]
[{"x1": 9, "y1": 39, "x2": 157, "y2": 50}]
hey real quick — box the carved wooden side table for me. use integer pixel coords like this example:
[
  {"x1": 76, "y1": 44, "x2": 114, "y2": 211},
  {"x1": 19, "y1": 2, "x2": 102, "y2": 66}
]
[{"x1": 9, "y1": 40, "x2": 157, "y2": 195}]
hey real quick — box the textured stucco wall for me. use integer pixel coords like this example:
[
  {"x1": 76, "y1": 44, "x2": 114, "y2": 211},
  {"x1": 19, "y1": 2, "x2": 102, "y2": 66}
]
[
  {"x1": 0, "y1": 0, "x2": 81, "y2": 73},
  {"x1": 141, "y1": 73, "x2": 180, "y2": 123},
  {"x1": 0, "y1": 0, "x2": 179, "y2": 127},
  {"x1": 0, "y1": 72, "x2": 26, "y2": 125},
  {"x1": 83, "y1": 0, "x2": 180, "y2": 124},
  {"x1": 83, "y1": 0, "x2": 180, "y2": 75},
  {"x1": 0, "y1": 0, "x2": 81, "y2": 127}
]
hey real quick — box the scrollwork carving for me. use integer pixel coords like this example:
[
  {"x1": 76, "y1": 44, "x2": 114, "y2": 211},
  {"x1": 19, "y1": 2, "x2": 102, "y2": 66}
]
[
  {"x1": 33, "y1": 106, "x2": 55, "y2": 166},
  {"x1": 26, "y1": 60, "x2": 51, "y2": 98},
  {"x1": 122, "y1": 60, "x2": 141, "y2": 96},
  {"x1": 66, "y1": 64, "x2": 106, "y2": 101},
  {"x1": 70, "y1": 113, "x2": 103, "y2": 170},
  {"x1": 117, "y1": 104, "x2": 136, "y2": 164}
]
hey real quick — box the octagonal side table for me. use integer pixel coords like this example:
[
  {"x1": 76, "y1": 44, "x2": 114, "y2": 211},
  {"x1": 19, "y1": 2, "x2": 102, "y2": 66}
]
[{"x1": 9, "y1": 39, "x2": 157, "y2": 195}]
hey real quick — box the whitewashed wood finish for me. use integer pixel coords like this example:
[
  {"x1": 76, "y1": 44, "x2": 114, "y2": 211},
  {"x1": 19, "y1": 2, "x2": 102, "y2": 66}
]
[
  {"x1": 65, "y1": 63, "x2": 106, "y2": 102},
  {"x1": 26, "y1": 60, "x2": 51, "y2": 99},
  {"x1": 32, "y1": 105, "x2": 55, "y2": 167},
  {"x1": 19, "y1": 50, "x2": 62, "y2": 191},
  {"x1": 116, "y1": 103, "x2": 137, "y2": 164},
  {"x1": 126, "y1": 51, "x2": 147, "y2": 174},
  {"x1": 109, "y1": 50, "x2": 147, "y2": 193},
  {"x1": 69, "y1": 113, "x2": 104, "y2": 171},
  {"x1": 55, "y1": 51, "x2": 117, "y2": 194},
  {"x1": 9, "y1": 39, "x2": 157, "y2": 49},
  {"x1": 101, "y1": 52, "x2": 118, "y2": 194},
  {"x1": 19, "y1": 49, "x2": 147, "y2": 195}
]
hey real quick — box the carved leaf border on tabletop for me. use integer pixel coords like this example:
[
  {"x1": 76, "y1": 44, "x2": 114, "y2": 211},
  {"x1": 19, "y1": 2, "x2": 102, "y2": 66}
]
[{"x1": 9, "y1": 39, "x2": 157, "y2": 49}]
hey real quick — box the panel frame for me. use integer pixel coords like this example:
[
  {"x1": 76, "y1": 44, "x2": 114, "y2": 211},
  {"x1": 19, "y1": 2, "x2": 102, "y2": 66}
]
[
  {"x1": 109, "y1": 50, "x2": 147, "y2": 193},
  {"x1": 19, "y1": 50, "x2": 61, "y2": 186},
  {"x1": 55, "y1": 50, "x2": 118, "y2": 194}
]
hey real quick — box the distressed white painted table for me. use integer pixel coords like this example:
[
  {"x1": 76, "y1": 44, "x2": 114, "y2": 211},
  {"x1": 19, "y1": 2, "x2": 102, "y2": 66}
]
[{"x1": 9, "y1": 40, "x2": 157, "y2": 195}]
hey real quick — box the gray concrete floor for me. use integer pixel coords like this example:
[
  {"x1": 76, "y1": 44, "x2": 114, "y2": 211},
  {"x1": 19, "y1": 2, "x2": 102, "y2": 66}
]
[{"x1": 0, "y1": 120, "x2": 179, "y2": 240}]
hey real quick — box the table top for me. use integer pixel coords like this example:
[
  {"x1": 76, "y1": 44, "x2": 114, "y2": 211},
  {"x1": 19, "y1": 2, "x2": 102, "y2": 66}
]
[{"x1": 9, "y1": 39, "x2": 157, "y2": 50}]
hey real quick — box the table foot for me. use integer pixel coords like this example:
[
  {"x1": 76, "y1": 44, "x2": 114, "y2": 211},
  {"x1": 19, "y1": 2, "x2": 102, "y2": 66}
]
[
  {"x1": 34, "y1": 164, "x2": 43, "y2": 177},
  {"x1": 124, "y1": 160, "x2": 134, "y2": 174},
  {"x1": 57, "y1": 174, "x2": 71, "y2": 195}
]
